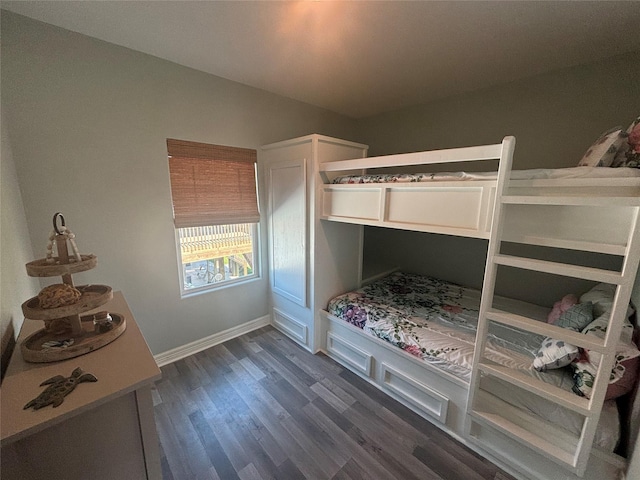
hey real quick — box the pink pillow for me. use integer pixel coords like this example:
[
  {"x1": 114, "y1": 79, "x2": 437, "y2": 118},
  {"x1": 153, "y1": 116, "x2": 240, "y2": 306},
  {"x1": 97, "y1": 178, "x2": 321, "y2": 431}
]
[
  {"x1": 547, "y1": 294, "x2": 578, "y2": 324},
  {"x1": 607, "y1": 355, "x2": 640, "y2": 399}
]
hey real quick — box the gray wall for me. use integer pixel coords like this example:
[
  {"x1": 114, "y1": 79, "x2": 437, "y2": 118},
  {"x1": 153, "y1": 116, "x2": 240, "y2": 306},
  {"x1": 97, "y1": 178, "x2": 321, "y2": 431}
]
[
  {"x1": 1, "y1": 11, "x2": 357, "y2": 354},
  {"x1": 356, "y1": 50, "x2": 640, "y2": 169},
  {"x1": 3, "y1": 10, "x2": 639, "y2": 355},
  {"x1": 358, "y1": 51, "x2": 640, "y2": 307},
  {"x1": 1, "y1": 103, "x2": 41, "y2": 345}
]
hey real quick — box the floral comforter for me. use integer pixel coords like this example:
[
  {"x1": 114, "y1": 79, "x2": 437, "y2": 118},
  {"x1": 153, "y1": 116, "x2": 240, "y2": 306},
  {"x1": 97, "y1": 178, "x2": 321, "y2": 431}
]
[{"x1": 327, "y1": 271, "x2": 545, "y2": 380}]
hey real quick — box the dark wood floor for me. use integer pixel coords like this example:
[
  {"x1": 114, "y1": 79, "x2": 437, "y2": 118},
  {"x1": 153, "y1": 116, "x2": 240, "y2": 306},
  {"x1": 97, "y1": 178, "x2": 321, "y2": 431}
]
[{"x1": 152, "y1": 326, "x2": 517, "y2": 480}]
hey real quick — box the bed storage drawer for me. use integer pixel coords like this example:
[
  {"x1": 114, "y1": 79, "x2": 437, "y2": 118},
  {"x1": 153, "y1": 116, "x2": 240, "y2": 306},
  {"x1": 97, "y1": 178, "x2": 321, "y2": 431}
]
[
  {"x1": 322, "y1": 186, "x2": 383, "y2": 221},
  {"x1": 385, "y1": 186, "x2": 484, "y2": 230},
  {"x1": 320, "y1": 311, "x2": 466, "y2": 430},
  {"x1": 326, "y1": 331, "x2": 374, "y2": 377},
  {"x1": 321, "y1": 182, "x2": 495, "y2": 238},
  {"x1": 381, "y1": 363, "x2": 449, "y2": 423}
]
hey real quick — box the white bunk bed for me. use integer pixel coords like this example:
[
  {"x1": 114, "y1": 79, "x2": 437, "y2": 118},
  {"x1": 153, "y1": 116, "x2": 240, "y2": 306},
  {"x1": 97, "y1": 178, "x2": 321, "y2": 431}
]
[{"x1": 313, "y1": 137, "x2": 640, "y2": 480}]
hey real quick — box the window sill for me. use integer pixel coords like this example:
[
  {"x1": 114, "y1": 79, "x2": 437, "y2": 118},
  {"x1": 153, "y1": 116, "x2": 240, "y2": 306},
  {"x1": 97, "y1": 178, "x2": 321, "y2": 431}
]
[{"x1": 180, "y1": 275, "x2": 261, "y2": 299}]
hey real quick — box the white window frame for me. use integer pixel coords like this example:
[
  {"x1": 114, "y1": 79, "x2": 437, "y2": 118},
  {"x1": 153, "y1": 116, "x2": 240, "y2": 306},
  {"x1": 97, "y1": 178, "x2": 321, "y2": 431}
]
[{"x1": 175, "y1": 223, "x2": 261, "y2": 298}]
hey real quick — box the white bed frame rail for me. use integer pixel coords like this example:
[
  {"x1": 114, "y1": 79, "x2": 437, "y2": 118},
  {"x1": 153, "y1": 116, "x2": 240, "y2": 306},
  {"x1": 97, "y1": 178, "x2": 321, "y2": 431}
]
[
  {"x1": 320, "y1": 142, "x2": 504, "y2": 171},
  {"x1": 319, "y1": 141, "x2": 507, "y2": 239}
]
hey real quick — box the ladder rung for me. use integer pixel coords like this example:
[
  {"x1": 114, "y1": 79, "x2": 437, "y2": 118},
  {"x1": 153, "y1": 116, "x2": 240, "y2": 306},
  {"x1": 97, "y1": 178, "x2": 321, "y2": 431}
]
[
  {"x1": 501, "y1": 195, "x2": 640, "y2": 207},
  {"x1": 469, "y1": 410, "x2": 576, "y2": 468},
  {"x1": 493, "y1": 254, "x2": 623, "y2": 283},
  {"x1": 478, "y1": 361, "x2": 592, "y2": 416},
  {"x1": 501, "y1": 233, "x2": 627, "y2": 256},
  {"x1": 485, "y1": 309, "x2": 608, "y2": 353}
]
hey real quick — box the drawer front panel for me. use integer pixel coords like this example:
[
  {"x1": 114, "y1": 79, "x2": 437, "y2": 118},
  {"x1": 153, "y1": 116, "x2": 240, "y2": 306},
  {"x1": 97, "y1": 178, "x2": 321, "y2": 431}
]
[
  {"x1": 323, "y1": 187, "x2": 382, "y2": 221},
  {"x1": 386, "y1": 187, "x2": 483, "y2": 229},
  {"x1": 326, "y1": 332, "x2": 373, "y2": 377},
  {"x1": 273, "y1": 308, "x2": 308, "y2": 346},
  {"x1": 381, "y1": 363, "x2": 449, "y2": 423}
]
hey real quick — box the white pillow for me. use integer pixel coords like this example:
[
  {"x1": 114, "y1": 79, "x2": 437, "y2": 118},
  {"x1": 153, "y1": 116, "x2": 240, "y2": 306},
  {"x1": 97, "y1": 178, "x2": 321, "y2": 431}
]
[
  {"x1": 612, "y1": 115, "x2": 640, "y2": 168},
  {"x1": 579, "y1": 283, "x2": 635, "y2": 343},
  {"x1": 533, "y1": 337, "x2": 580, "y2": 372},
  {"x1": 577, "y1": 127, "x2": 625, "y2": 167}
]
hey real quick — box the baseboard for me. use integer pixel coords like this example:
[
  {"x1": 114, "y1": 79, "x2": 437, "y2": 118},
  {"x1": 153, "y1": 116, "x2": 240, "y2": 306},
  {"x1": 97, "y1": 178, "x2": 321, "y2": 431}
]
[{"x1": 154, "y1": 314, "x2": 271, "y2": 367}]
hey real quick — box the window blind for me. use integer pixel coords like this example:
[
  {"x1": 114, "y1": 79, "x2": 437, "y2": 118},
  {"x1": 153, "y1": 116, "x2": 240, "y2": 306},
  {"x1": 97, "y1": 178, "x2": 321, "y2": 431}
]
[{"x1": 167, "y1": 139, "x2": 259, "y2": 228}]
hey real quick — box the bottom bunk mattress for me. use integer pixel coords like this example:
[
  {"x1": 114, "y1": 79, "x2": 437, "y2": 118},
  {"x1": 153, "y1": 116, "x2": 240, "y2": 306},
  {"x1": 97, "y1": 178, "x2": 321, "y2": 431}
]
[{"x1": 326, "y1": 271, "x2": 622, "y2": 451}]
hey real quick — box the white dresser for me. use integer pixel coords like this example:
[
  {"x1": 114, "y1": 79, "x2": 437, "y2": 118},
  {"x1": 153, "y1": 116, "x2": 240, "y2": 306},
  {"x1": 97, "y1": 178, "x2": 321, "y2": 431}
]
[{"x1": 1, "y1": 292, "x2": 162, "y2": 480}]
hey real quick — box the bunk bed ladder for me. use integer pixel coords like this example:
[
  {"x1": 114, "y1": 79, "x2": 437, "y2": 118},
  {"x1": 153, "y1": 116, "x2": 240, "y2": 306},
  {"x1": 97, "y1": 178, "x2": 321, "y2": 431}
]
[{"x1": 466, "y1": 137, "x2": 640, "y2": 477}]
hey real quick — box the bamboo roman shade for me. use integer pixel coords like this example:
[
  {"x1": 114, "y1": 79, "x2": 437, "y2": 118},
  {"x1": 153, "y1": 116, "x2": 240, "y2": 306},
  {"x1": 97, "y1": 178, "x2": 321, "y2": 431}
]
[{"x1": 167, "y1": 139, "x2": 259, "y2": 228}]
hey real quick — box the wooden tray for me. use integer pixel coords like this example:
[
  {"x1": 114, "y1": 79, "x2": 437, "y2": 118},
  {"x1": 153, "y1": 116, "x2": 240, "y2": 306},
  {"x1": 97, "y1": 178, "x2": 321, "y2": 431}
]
[
  {"x1": 25, "y1": 255, "x2": 97, "y2": 277},
  {"x1": 20, "y1": 312, "x2": 126, "y2": 363},
  {"x1": 21, "y1": 285, "x2": 113, "y2": 320}
]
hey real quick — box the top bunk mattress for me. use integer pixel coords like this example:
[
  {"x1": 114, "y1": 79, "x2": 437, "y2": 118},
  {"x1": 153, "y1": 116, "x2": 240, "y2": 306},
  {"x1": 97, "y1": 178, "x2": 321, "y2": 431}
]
[{"x1": 332, "y1": 166, "x2": 640, "y2": 184}]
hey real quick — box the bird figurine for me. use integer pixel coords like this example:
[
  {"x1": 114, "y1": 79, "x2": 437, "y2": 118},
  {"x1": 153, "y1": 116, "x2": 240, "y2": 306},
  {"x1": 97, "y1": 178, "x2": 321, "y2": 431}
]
[{"x1": 24, "y1": 367, "x2": 98, "y2": 410}]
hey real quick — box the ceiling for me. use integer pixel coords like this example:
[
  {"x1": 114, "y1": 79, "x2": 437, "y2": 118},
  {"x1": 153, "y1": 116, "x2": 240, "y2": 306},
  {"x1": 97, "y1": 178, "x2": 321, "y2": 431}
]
[{"x1": 3, "y1": 1, "x2": 640, "y2": 119}]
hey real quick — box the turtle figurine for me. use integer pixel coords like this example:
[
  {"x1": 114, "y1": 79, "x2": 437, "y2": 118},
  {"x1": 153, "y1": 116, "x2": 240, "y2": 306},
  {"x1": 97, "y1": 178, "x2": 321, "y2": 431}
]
[{"x1": 24, "y1": 367, "x2": 98, "y2": 410}]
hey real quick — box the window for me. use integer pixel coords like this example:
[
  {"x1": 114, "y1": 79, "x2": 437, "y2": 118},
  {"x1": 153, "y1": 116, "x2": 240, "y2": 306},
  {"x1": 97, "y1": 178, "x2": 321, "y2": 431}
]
[{"x1": 167, "y1": 139, "x2": 260, "y2": 295}]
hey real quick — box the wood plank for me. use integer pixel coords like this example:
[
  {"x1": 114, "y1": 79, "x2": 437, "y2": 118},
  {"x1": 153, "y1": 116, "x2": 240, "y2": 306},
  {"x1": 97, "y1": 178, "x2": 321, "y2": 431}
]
[
  {"x1": 160, "y1": 361, "x2": 180, "y2": 379},
  {"x1": 246, "y1": 350, "x2": 285, "y2": 384},
  {"x1": 310, "y1": 381, "x2": 350, "y2": 413},
  {"x1": 413, "y1": 443, "x2": 491, "y2": 480},
  {"x1": 255, "y1": 349, "x2": 318, "y2": 402},
  {"x1": 237, "y1": 463, "x2": 263, "y2": 480},
  {"x1": 190, "y1": 387, "x2": 251, "y2": 473},
  {"x1": 186, "y1": 353, "x2": 215, "y2": 386},
  {"x1": 165, "y1": 375, "x2": 200, "y2": 416},
  {"x1": 155, "y1": 326, "x2": 518, "y2": 480},
  {"x1": 240, "y1": 357, "x2": 267, "y2": 381},
  {"x1": 257, "y1": 335, "x2": 320, "y2": 386},
  {"x1": 311, "y1": 396, "x2": 356, "y2": 433},
  {"x1": 275, "y1": 458, "x2": 306, "y2": 480},
  {"x1": 238, "y1": 334, "x2": 264, "y2": 353},
  {"x1": 223, "y1": 359, "x2": 329, "y2": 479},
  {"x1": 288, "y1": 406, "x2": 351, "y2": 468},
  {"x1": 319, "y1": 377, "x2": 357, "y2": 407},
  {"x1": 281, "y1": 414, "x2": 345, "y2": 477},
  {"x1": 345, "y1": 422, "x2": 432, "y2": 480},
  {"x1": 206, "y1": 343, "x2": 239, "y2": 373},
  {"x1": 155, "y1": 402, "x2": 214, "y2": 479},
  {"x1": 304, "y1": 399, "x2": 397, "y2": 480},
  {"x1": 332, "y1": 457, "x2": 371, "y2": 480},
  {"x1": 263, "y1": 378, "x2": 310, "y2": 418},
  {"x1": 202, "y1": 375, "x2": 282, "y2": 478},
  {"x1": 160, "y1": 454, "x2": 175, "y2": 480},
  {"x1": 343, "y1": 402, "x2": 441, "y2": 479},
  {"x1": 189, "y1": 409, "x2": 241, "y2": 480},
  {"x1": 225, "y1": 337, "x2": 252, "y2": 360}
]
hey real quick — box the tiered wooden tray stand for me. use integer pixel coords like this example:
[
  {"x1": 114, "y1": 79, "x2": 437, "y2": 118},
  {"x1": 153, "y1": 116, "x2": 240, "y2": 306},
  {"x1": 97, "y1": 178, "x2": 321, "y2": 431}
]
[{"x1": 20, "y1": 216, "x2": 126, "y2": 363}]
